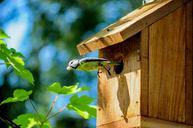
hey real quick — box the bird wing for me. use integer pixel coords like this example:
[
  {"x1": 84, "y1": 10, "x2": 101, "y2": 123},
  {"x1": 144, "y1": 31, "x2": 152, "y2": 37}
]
[{"x1": 79, "y1": 57, "x2": 109, "y2": 63}]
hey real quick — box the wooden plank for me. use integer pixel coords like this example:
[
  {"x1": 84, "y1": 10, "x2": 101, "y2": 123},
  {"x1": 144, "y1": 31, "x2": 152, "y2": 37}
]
[
  {"x1": 97, "y1": 34, "x2": 141, "y2": 127},
  {"x1": 77, "y1": 0, "x2": 190, "y2": 55},
  {"x1": 148, "y1": 6, "x2": 186, "y2": 122},
  {"x1": 97, "y1": 116, "x2": 141, "y2": 128},
  {"x1": 97, "y1": 116, "x2": 193, "y2": 128},
  {"x1": 140, "y1": 28, "x2": 149, "y2": 116},
  {"x1": 120, "y1": 0, "x2": 189, "y2": 40},
  {"x1": 141, "y1": 117, "x2": 193, "y2": 128},
  {"x1": 185, "y1": 0, "x2": 193, "y2": 125},
  {"x1": 77, "y1": 2, "x2": 159, "y2": 55}
]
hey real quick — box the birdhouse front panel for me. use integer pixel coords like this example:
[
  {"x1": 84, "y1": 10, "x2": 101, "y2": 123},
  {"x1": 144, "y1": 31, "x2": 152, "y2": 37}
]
[{"x1": 97, "y1": 34, "x2": 141, "y2": 128}]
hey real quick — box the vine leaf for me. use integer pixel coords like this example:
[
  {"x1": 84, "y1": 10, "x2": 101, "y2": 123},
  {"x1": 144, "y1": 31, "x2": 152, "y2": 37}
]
[
  {"x1": 48, "y1": 82, "x2": 89, "y2": 95},
  {"x1": 13, "y1": 113, "x2": 51, "y2": 128},
  {"x1": 0, "y1": 29, "x2": 10, "y2": 39},
  {"x1": 67, "y1": 95, "x2": 96, "y2": 119},
  {"x1": 0, "y1": 89, "x2": 32, "y2": 105}
]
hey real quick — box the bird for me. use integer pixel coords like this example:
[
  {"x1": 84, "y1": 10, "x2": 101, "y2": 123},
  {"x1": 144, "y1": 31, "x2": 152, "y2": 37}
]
[{"x1": 66, "y1": 57, "x2": 121, "y2": 76}]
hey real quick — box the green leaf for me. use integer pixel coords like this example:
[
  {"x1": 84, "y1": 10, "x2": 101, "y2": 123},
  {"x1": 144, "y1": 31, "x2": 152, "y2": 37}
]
[
  {"x1": 0, "y1": 44, "x2": 34, "y2": 84},
  {"x1": 70, "y1": 95, "x2": 93, "y2": 105},
  {"x1": 0, "y1": 89, "x2": 32, "y2": 105},
  {"x1": 6, "y1": 54, "x2": 33, "y2": 84},
  {"x1": 0, "y1": 29, "x2": 10, "y2": 39},
  {"x1": 10, "y1": 48, "x2": 25, "y2": 58},
  {"x1": 0, "y1": 40, "x2": 6, "y2": 45},
  {"x1": 12, "y1": 56, "x2": 25, "y2": 66},
  {"x1": 13, "y1": 113, "x2": 51, "y2": 128},
  {"x1": 6, "y1": 55, "x2": 34, "y2": 84},
  {"x1": 12, "y1": 65, "x2": 34, "y2": 85},
  {"x1": 48, "y1": 82, "x2": 89, "y2": 95},
  {"x1": 13, "y1": 114, "x2": 39, "y2": 128},
  {"x1": 67, "y1": 95, "x2": 96, "y2": 119}
]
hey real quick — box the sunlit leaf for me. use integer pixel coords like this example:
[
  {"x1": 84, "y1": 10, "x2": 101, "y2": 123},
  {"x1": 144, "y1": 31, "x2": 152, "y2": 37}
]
[
  {"x1": 48, "y1": 82, "x2": 89, "y2": 95},
  {"x1": 10, "y1": 48, "x2": 25, "y2": 58},
  {"x1": 0, "y1": 89, "x2": 32, "y2": 105},
  {"x1": 70, "y1": 95, "x2": 93, "y2": 104},
  {"x1": 0, "y1": 29, "x2": 10, "y2": 39},
  {"x1": 13, "y1": 113, "x2": 51, "y2": 128},
  {"x1": 0, "y1": 44, "x2": 34, "y2": 84},
  {"x1": 13, "y1": 56, "x2": 25, "y2": 66},
  {"x1": 0, "y1": 40, "x2": 5, "y2": 45},
  {"x1": 7, "y1": 56, "x2": 34, "y2": 84},
  {"x1": 67, "y1": 95, "x2": 96, "y2": 119}
]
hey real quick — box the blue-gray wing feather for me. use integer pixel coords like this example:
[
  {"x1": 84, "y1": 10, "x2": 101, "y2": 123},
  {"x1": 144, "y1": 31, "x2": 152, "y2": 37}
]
[{"x1": 79, "y1": 57, "x2": 109, "y2": 63}]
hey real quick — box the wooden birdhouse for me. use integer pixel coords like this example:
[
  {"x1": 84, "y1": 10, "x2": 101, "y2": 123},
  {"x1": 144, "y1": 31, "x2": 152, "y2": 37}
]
[{"x1": 77, "y1": 0, "x2": 193, "y2": 127}]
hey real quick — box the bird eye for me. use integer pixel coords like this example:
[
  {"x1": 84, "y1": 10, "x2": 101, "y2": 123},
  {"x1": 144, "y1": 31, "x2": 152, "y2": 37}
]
[{"x1": 69, "y1": 61, "x2": 74, "y2": 65}]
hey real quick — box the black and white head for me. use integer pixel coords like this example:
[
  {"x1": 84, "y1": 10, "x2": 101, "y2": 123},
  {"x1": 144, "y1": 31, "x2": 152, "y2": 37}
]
[{"x1": 66, "y1": 59, "x2": 79, "y2": 70}]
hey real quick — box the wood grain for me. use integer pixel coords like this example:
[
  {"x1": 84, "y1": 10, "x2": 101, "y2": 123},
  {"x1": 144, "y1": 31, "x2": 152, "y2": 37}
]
[
  {"x1": 140, "y1": 28, "x2": 149, "y2": 116},
  {"x1": 94, "y1": 1, "x2": 193, "y2": 127},
  {"x1": 97, "y1": 116, "x2": 141, "y2": 128},
  {"x1": 77, "y1": 0, "x2": 190, "y2": 55},
  {"x1": 148, "y1": 6, "x2": 186, "y2": 122},
  {"x1": 141, "y1": 117, "x2": 193, "y2": 128},
  {"x1": 185, "y1": 0, "x2": 193, "y2": 125},
  {"x1": 97, "y1": 115, "x2": 193, "y2": 128},
  {"x1": 97, "y1": 34, "x2": 141, "y2": 127}
]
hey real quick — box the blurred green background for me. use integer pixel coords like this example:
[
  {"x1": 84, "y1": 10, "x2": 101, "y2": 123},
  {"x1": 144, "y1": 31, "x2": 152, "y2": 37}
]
[{"x1": 0, "y1": 0, "x2": 142, "y2": 127}]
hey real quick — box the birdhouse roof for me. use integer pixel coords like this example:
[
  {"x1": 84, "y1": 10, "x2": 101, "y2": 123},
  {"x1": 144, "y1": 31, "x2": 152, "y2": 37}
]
[{"x1": 77, "y1": 0, "x2": 188, "y2": 55}]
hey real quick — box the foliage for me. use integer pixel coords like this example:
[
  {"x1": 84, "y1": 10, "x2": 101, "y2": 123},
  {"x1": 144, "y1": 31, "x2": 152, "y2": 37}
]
[
  {"x1": 13, "y1": 113, "x2": 51, "y2": 128},
  {"x1": 48, "y1": 82, "x2": 89, "y2": 95},
  {"x1": 0, "y1": 32, "x2": 34, "y2": 84},
  {"x1": 48, "y1": 82, "x2": 96, "y2": 119},
  {"x1": 0, "y1": 29, "x2": 96, "y2": 127},
  {"x1": 0, "y1": 89, "x2": 32, "y2": 106},
  {"x1": 0, "y1": 29, "x2": 10, "y2": 39},
  {"x1": 67, "y1": 95, "x2": 96, "y2": 119}
]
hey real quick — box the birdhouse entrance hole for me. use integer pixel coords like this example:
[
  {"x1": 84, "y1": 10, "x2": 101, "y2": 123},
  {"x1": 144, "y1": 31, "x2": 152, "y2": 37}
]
[{"x1": 114, "y1": 60, "x2": 124, "y2": 74}]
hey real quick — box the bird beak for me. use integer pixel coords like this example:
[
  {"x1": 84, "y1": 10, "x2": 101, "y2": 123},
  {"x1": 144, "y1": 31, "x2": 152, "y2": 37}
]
[{"x1": 66, "y1": 66, "x2": 72, "y2": 70}]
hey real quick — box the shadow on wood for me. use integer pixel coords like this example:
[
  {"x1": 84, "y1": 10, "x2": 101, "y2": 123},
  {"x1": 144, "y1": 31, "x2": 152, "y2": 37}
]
[{"x1": 117, "y1": 75, "x2": 130, "y2": 122}]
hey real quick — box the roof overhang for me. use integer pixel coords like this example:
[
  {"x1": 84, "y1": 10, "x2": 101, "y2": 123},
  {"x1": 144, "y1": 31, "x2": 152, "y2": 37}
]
[{"x1": 77, "y1": 0, "x2": 189, "y2": 55}]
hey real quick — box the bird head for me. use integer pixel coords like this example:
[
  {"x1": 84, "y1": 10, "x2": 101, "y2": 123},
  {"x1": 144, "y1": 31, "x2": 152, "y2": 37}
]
[{"x1": 66, "y1": 59, "x2": 79, "y2": 70}]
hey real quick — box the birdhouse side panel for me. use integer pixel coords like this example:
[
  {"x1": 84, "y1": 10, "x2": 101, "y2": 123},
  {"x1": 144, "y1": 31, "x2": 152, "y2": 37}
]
[
  {"x1": 148, "y1": 4, "x2": 186, "y2": 123},
  {"x1": 185, "y1": 0, "x2": 193, "y2": 125}
]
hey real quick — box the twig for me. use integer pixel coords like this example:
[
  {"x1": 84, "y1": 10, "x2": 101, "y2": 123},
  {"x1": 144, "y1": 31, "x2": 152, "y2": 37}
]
[
  {"x1": 44, "y1": 95, "x2": 58, "y2": 121},
  {"x1": 42, "y1": 105, "x2": 66, "y2": 123},
  {"x1": 0, "y1": 112, "x2": 20, "y2": 128},
  {"x1": 29, "y1": 99, "x2": 42, "y2": 122}
]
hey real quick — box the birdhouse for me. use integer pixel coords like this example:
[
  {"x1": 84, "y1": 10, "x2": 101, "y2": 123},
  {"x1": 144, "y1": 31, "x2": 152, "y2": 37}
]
[{"x1": 77, "y1": 0, "x2": 193, "y2": 127}]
